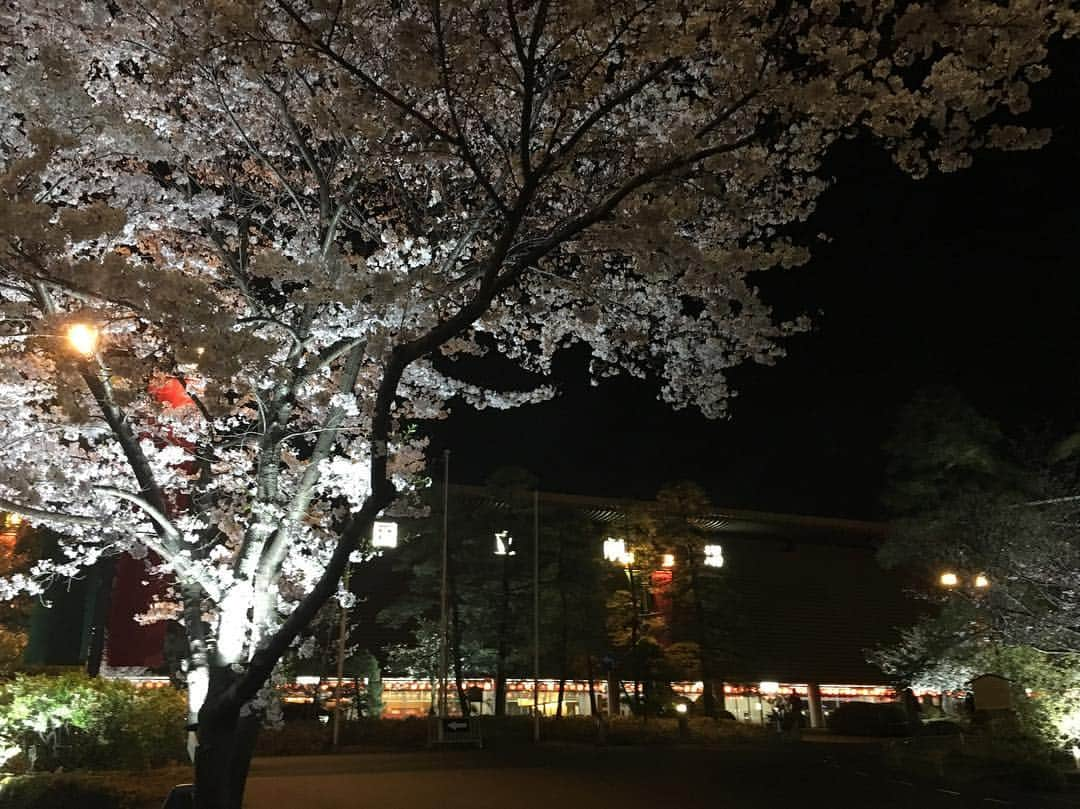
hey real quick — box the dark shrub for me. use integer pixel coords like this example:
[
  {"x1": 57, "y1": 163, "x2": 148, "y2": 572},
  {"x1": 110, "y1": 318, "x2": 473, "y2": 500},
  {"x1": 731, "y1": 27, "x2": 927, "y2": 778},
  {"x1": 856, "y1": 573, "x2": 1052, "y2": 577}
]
[
  {"x1": 1004, "y1": 758, "x2": 1066, "y2": 792},
  {"x1": 0, "y1": 774, "x2": 143, "y2": 809},
  {"x1": 918, "y1": 720, "x2": 964, "y2": 736},
  {"x1": 826, "y1": 702, "x2": 909, "y2": 736}
]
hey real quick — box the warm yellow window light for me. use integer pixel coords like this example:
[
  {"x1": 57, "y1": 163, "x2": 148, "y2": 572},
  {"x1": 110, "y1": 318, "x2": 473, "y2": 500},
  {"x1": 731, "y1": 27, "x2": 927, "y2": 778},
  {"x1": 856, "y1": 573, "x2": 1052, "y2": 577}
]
[
  {"x1": 662, "y1": 553, "x2": 675, "y2": 568},
  {"x1": 66, "y1": 323, "x2": 100, "y2": 356},
  {"x1": 939, "y1": 572, "x2": 959, "y2": 587},
  {"x1": 3, "y1": 513, "x2": 22, "y2": 529}
]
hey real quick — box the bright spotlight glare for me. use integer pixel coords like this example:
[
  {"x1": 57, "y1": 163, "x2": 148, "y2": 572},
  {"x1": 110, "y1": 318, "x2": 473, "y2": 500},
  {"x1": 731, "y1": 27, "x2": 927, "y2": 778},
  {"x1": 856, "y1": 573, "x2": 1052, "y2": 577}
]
[{"x1": 66, "y1": 323, "x2": 99, "y2": 356}]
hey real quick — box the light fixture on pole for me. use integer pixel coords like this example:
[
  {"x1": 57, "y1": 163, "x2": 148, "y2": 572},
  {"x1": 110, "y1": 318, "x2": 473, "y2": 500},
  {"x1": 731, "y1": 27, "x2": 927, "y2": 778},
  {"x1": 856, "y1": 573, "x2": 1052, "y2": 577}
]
[
  {"x1": 66, "y1": 323, "x2": 100, "y2": 357},
  {"x1": 494, "y1": 531, "x2": 515, "y2": 556},
  {"x1": 603, "y1": 537, "x2": 626, "y2": 563}
]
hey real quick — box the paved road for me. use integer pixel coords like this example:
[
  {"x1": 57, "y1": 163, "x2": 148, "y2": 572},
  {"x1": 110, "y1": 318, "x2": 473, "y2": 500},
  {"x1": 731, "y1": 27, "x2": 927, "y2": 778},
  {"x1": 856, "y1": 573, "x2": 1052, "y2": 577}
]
[{"x1": 244, "y1": 745, "x2": 1080, "y2": 809}]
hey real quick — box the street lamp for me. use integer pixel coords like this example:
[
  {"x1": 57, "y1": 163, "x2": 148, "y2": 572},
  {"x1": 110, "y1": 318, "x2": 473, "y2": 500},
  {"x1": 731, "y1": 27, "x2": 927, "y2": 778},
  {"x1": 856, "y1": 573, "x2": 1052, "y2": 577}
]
[
  {"x1": 704, "y1": 544, "x2": 724, "y2": 568},
  {"x1": 603, "y1": 537, "x2": 626, "y2": 563},
  {"x1": 66, "y1": 323, "x2": 100, "y2": 357},
  {"x1": 939, "y1": 572, "x2": 959, "y2": 587},
  {"x1": 494, "y1": 530, "x2": 515, "y2": 556},
  {"x1": 974, "y1": 574, "x2": 990, "y2": 589}
]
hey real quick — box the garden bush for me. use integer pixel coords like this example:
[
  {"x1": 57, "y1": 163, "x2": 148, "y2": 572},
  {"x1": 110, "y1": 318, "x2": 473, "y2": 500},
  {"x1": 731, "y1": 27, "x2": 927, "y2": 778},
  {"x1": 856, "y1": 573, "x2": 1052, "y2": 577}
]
[
  {"x1": 826, "y1": 701, "x2": 910, "y2": 736},
  {"x1": 0, "y1": 674, "x2": 187, "y2": 772},
  {"x1": 918, "y1": 720, "x2": 965, "y2": 737},
  {"x1": 0, "y1": 772, "x2": 162, "y2": 809},
  {"x1": 255, "y1": 716, "x2": 432, "y2": 755}
]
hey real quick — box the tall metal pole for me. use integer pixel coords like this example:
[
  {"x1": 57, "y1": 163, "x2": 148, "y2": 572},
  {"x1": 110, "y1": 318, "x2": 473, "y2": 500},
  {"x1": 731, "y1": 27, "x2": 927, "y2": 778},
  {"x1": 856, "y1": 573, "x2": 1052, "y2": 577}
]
[
  {"x1": 332, "y1": 565, "x2": 351, "y2": 749},
  {"x1": 438, "y1": 450, "x2": 450, "y2": 736},
  {"x1": 533, "y1": 488, "x2": 540, "y2": 742}
]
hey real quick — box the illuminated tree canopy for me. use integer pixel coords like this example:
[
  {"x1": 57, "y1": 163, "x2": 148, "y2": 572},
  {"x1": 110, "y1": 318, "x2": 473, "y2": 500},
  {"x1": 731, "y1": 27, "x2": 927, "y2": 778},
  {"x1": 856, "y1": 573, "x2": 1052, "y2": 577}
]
[{"x1": 0, "y1": 2, "x2": 1073, "y2": 806}]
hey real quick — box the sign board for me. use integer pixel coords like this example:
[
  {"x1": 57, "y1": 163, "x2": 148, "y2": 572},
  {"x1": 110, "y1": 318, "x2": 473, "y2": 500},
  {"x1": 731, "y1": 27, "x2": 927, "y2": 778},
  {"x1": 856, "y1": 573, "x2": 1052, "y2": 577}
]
[
  {"x1": 442, "y1": 718, "x2": 471, "y2": 734},
  {"x1": 372, "y1": 521, "x2": 398, "y2": 549},
  {"x1": 972, "y1": 674, "x2": 1013, "y2": 711}
]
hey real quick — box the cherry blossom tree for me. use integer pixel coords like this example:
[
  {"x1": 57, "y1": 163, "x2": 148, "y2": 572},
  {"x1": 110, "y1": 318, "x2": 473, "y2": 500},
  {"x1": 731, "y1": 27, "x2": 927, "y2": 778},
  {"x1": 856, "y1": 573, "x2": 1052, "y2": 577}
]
[{"x1": 0, "y1": 1, "x2": 1073, "y2": 806}]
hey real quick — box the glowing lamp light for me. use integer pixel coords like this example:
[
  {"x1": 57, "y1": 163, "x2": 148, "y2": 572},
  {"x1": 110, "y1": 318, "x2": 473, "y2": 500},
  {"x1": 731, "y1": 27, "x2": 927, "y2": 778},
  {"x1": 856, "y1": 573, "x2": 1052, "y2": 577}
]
[
  {"x1": 759, "y1": 681, "x2": 780, "y2": 695},
  {"x1": 704, "y1": 544, "x2": 724, "y2": 568},
  {"x1": 619, "y1": 550, "x2": 635, "y2": 566},
  {"x1": 603, "y1": 537, "x2": 626, "y2": 563},
  {"x1": 372, "y1": 521, "x2": 398, "y2": 549},
  {"x1": 3, "y1": 513, "x2": 22, "y2": 529},
  {"x1": 494, "y1": 531, "x2": 516, "y2": 556},
  {"x1": 66, "y1": 323, "x2": 100, "y2": 356},
  {"x1": 939, "y1": 572, "x2": 959, "y2": 587},
  {"x1": 974, "y1": 574, "x2": 990, "y2": 589},
  {"x1": 675, "y1": 703, "x2": 688, "y2": 715},
  {"x1": 662, "y1": 553, "x2": 675, "y2": 568}
]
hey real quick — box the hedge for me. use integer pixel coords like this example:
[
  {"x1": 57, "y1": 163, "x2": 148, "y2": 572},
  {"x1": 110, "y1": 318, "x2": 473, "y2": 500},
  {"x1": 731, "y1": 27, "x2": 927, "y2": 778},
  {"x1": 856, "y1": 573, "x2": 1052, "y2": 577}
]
[
  {"x1": 0, "y1": 674, "x2": 188, "y2": 772},
  {"x1": 0, "y1": 767, "x2": 191, "y2": 809}
]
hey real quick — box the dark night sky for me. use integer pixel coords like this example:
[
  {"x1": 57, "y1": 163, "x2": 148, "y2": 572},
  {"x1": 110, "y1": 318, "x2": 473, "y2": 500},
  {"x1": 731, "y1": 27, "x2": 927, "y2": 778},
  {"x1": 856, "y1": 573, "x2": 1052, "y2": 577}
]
[{"x1": 424, "y1": 44, "x2": 1080, "y2": 521}]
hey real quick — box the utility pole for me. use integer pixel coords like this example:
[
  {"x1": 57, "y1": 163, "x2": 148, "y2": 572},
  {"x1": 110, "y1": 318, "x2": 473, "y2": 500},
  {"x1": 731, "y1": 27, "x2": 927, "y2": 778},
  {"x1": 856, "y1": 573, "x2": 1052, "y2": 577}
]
[
  {"x1": 533, "y1": 488, "x2": 540, "y2": 742},
  {"x1": 438, "y1": 449, "x2": 450, "y2": 740}
]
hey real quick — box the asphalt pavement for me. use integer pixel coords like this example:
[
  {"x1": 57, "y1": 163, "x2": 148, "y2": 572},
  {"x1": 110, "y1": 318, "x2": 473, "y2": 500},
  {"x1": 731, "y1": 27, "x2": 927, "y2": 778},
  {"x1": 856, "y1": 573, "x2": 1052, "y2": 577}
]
[{"x1": 244, "y1": 744, "x2": 1080, "y2": 809}]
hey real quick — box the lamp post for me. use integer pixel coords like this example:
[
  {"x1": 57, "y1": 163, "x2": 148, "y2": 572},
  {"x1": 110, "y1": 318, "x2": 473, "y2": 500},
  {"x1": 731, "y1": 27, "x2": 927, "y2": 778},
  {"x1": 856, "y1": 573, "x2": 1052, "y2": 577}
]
[
  {"x1": 332, "y1": 520, "x2": 398, "y2": 749},
  {"x1": 938, "y1": 571, "x2": 989, "y2": 590},
  {"x1": 604, "y1": 539, "x2": 641, "y2": 714}
]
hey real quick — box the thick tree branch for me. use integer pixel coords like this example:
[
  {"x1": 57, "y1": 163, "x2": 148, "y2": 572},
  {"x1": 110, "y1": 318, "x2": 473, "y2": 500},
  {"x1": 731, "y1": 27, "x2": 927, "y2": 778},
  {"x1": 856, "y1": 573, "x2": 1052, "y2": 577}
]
[{"x1": 0, "y1": 496, "x2": 98, "y2": 527}]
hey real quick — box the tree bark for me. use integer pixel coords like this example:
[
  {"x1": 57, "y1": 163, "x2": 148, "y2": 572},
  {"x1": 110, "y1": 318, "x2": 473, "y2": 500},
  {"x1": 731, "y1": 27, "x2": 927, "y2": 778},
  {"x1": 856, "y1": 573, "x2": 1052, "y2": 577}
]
[{"x1": 194, "y1": 667, "x2": 262, "y2": 809}]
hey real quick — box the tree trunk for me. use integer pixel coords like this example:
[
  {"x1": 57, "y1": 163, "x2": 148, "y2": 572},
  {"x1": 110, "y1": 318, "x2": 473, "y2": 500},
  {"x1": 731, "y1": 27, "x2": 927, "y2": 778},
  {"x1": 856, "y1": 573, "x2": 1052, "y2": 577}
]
[
  {"x1": 586, "y1": 654, "x2": 597, "y2": 716},
  {"x1": 85, "y1": 557, "x2": 116, "y2": 677},
  {"x1": 556, "y1": 537, "x2": 568, "y2": 719},
  {"x1": 494, "y1": 554, "x2": 511, "y2": 717},
  {"x1": 194, "y1": 668, "x2": 261, "y2": 809},
  {"x1": 627, "y1": 567, "x2": 641, "y2": 717},
  {"x1": 686, "y1": 550, "x2": 717, "y2": 718}
]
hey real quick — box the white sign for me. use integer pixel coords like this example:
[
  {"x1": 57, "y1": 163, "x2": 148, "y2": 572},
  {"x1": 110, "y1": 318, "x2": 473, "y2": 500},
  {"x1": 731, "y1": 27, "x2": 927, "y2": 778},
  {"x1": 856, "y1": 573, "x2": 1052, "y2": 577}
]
[{"x1": 372, "y1": 521, "x2": 398, "y2": 549}]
